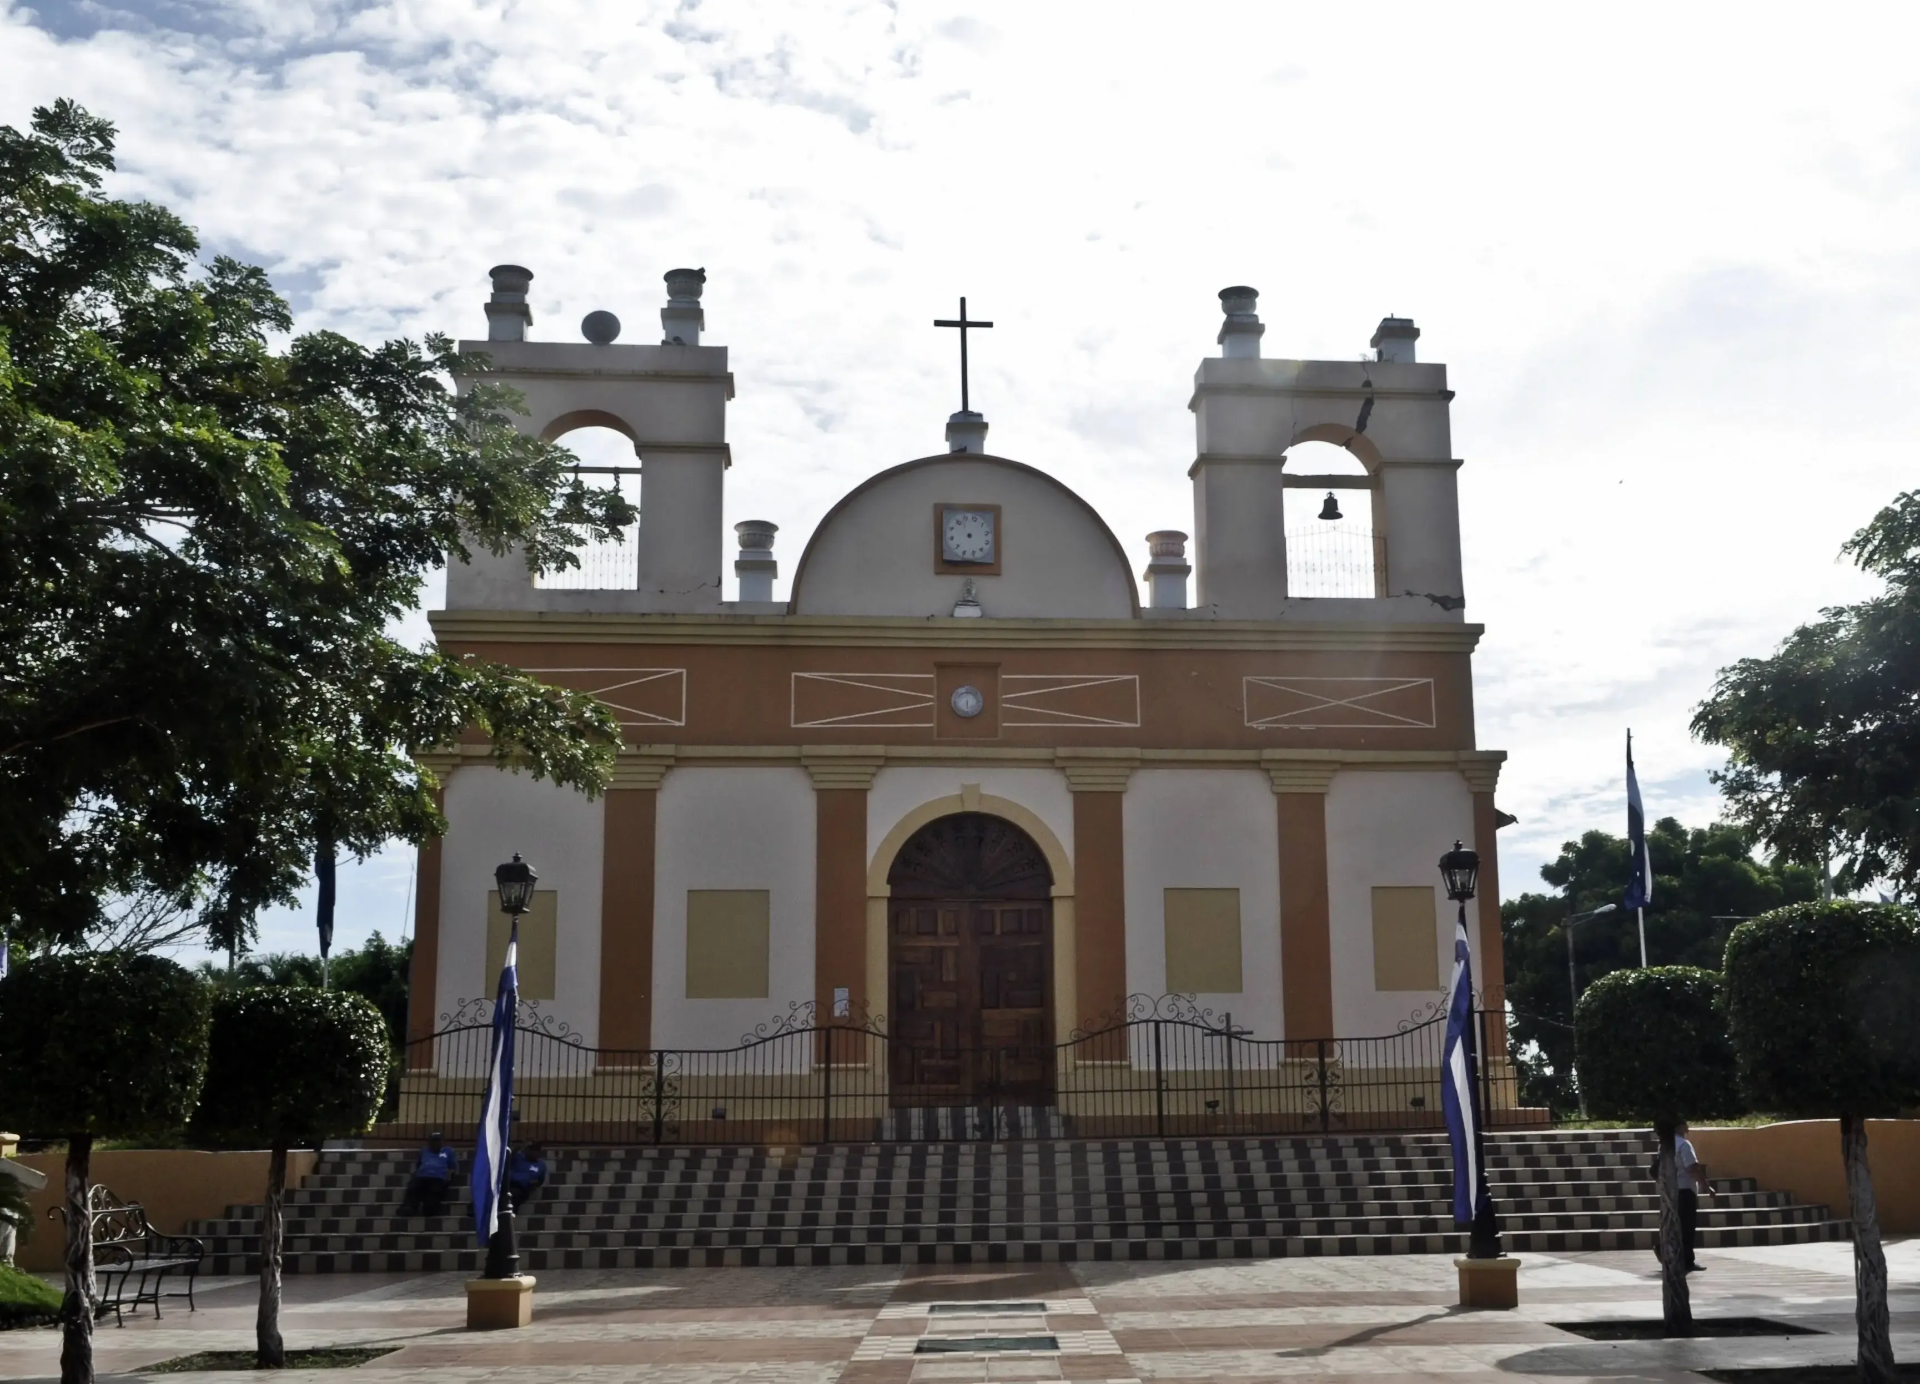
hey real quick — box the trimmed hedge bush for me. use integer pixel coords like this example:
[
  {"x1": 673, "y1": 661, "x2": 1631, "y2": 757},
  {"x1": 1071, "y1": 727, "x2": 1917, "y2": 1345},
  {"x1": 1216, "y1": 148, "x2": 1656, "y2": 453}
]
[
  {"x1": 1722, "y1": 900, "x2": 1920, "y2": 1117},
  {"x1": 1574, "y1": 965, "x2": 1741, "y2": 1124},
  {"x1": 193, "y1": 987, "x2": 390, "y2": 1147},
  {"x1": 0, "y1": 953, "x2": 210, "y2": 1139}
]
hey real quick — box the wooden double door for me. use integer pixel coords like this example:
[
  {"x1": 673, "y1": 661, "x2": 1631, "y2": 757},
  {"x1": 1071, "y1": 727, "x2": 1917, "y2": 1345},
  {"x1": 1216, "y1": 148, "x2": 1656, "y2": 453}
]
[{"x1": 886, "y1": 814, "x2": 1056, "y2": 1106}]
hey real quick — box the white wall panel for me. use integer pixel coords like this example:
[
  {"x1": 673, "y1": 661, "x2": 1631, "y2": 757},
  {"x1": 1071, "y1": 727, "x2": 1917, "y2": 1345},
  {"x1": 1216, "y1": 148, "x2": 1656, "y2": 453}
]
[
  {"x1": 652, "y1": 767, "x2": 816, "y2": 1049},
  {"x1": 1121, "y1": 770, "x2": 1281, "y2": 1039},
  {"x1": 1324, "y1": 771, "x2": 1476, "y2": 1037},
  {"x1": 437, "y1": 769, "x2": 605, "y2": 1042}
]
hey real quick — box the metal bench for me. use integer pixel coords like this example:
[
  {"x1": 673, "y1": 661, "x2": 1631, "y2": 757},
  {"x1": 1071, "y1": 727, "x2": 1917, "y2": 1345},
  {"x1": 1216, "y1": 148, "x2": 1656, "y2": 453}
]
[{"x1": 50, "y1": 1185, "x2": 204, "y2": 1325}]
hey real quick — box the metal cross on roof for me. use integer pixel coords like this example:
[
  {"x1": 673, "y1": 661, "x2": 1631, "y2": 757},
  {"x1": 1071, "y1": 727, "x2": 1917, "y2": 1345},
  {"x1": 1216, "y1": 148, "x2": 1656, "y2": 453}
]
[{"x1": 934, "y1": 296, "x2": 993, "y2": 414}]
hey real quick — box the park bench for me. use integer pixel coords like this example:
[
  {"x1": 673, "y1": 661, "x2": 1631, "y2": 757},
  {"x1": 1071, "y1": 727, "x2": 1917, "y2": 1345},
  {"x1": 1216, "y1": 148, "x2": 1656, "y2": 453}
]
[{"x1": 49, "y1": 1185, "x2": 204, "y2": 1325}]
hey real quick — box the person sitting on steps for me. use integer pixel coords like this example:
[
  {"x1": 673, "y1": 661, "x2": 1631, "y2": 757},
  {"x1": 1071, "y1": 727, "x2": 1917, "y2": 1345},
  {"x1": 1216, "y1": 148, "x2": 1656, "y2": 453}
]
[
  {"x1": 508, "y1": 1143, "x2": 548, "y2": 1210},
  {"x1": 398, "y1": 1132, "x2": 459, "y2": 1218}
]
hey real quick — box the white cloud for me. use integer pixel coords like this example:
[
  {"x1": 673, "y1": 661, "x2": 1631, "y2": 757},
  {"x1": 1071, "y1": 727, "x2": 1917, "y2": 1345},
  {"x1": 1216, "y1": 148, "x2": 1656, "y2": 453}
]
[{"x1": 5, "y1": 0, "x2": 1919, "y2": 960}]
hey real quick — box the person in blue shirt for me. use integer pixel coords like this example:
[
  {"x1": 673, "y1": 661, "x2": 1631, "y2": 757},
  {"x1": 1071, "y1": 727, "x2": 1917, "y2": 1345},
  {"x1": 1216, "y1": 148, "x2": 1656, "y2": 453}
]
[
  {"x1": 399, "y1": 1133, "x2": 459, "y2": 1218},
  {"x1": 507, "y1": 1143, "x2": 548, "y2": 1209}
]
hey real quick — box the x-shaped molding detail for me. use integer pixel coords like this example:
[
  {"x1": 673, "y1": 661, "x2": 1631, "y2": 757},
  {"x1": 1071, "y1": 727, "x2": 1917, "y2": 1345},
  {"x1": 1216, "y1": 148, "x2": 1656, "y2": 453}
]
[
  {"x1": 524, "y1": 667, "x2": 687, "y2": 727},
  {"x1": 1244, "y1": 676, "x2": 1435, "y2": 729}
]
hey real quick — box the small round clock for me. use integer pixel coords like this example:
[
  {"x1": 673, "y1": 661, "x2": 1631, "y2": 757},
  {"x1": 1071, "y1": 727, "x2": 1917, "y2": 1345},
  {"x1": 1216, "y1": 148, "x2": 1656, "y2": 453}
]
[
  {"x1": 942, "y1": 508, "x2": 995, "y2": 563},
  {"x1": 950, "y1": 684, "x2": 986, "y2": 719}
]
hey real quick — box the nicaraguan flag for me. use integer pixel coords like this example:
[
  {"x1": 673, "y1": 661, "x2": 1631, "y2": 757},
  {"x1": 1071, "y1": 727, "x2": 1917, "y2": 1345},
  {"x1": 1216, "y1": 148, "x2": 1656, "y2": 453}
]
[
  {"x1": 1623, "y1": 731, "x2": 1652, "y2": 911},
  {"x1": 1440, "y1": 912, "x2": 1481, "y2": 1226},
  {"x1": 471, "y1": 922, "x2": 518, "y2": 1248}
]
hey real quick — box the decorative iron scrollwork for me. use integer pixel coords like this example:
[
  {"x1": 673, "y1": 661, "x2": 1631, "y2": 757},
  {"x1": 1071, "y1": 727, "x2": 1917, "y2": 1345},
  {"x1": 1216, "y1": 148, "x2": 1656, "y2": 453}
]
[{"x1": 435, "y1": 997, "x2": 583, "y2": 1044}]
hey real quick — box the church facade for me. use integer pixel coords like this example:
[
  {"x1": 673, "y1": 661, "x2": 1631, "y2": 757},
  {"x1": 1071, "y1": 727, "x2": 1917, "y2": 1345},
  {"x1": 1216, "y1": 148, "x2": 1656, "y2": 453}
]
[{"x1": 407, "y1": 268, "x2": 1507, "y2": 1110}]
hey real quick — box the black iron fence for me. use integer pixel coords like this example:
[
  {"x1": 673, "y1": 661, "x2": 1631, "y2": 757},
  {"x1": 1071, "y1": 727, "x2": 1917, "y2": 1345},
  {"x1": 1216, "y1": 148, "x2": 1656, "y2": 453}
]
[{"x1": 385, "y1": 995, "x2": 1532, "y2": 1145}]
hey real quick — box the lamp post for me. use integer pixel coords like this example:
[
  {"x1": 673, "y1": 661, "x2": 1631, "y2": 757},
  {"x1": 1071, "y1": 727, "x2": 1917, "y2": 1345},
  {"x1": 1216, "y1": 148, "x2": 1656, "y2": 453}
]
[
  {"x1": 1564, "y1": 902, "x2": 1619, "y2": 1024},
  {"x1": 1439, "y1": 840, "x2": 1503, "y2": 1262},
  {"x1": 482, "y1": 853, "x2": 535, "y2": 1282}
]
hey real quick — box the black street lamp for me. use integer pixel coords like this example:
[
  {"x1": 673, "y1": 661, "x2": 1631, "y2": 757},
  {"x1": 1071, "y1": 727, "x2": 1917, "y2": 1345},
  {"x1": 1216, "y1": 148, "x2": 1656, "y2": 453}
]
[
  {"x1": 1438, "y1": 839, "x2": 1502, "y2": 1260},
  {"x1": 482, "y1": 853, "x2": 536, "y2": 1281}
]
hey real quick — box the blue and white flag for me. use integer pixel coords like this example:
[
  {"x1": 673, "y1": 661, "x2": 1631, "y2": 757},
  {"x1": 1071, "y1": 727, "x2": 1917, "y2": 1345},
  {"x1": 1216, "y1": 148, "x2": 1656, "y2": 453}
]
[
  {"x1": 471, "y1": 922, "x2": 518, "y2": 1247},
  {"x1": 1440, "y1": 912, "x2": 1481, "y2": 1227},
  {"x1": 1623, "y1": 730, "x2": 1652, "y2": 912}
]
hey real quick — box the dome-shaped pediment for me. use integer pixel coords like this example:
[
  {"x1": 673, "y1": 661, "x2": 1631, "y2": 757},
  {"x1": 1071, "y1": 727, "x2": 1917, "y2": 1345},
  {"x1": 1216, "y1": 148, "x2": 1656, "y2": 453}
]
[{"x1": 788, "y1": 454, "x2": 1138, "y2": 618}]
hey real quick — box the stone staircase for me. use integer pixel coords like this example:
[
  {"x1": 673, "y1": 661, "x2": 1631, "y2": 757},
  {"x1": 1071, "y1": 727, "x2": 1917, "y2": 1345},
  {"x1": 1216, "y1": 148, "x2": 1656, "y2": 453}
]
[{"x1": 190, "y1": 1129, "x2": 1848, "y2": 1273}]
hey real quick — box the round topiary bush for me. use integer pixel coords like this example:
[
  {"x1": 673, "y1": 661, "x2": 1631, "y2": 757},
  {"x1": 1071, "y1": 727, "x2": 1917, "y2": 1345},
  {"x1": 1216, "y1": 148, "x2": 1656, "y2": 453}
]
[
  {"x1": 0, "y1": 952, "x2": 210, "y2": 1384},
  {"x1": 1574, "y1": 964, "x2": 1738, "y2": 1330},
  {"x1": 1722, "y1": 900, "x2": 1920, "y2": 1119},
  {"x1": 193, "y1": 986, "x2": 390, "y2": 1149},
  {"x1": 0, "y1": 952, "x2": 211, "y2": 1140},
  {"x1": 1722, "y1": 901, "x2": 1920, "y2": 1383},
  {"x1": 1574, "y1": 965, "x2": 1740, "y2": 1125},
  {"x1": 191, "y1": 985, "x2": 390, "y2": 1368}
]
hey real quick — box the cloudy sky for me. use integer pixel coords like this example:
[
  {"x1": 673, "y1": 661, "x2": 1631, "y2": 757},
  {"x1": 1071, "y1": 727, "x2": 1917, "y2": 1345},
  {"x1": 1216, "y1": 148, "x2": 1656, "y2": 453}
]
[{"x1": 6, "y1": 2, "x2": 1916, "y2": 963}]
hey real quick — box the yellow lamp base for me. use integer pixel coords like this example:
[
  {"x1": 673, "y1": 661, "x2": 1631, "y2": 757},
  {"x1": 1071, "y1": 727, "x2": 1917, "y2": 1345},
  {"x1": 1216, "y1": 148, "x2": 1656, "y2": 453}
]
[
  {"x1": 465, "y1": 1274, "x2": 536, "y2": 1329},
  {"x1": 1454, "y1": 1256, "x2": 1519, "y2": 1310}
]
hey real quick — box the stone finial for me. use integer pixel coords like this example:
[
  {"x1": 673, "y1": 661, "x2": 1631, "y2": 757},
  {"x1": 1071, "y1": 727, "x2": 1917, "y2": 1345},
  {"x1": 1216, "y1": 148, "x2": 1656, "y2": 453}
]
[
  {"x1": 734, "y1": 520, "x2": 778, "y2": 602},
  {"x1": 945, "y1": 410, "x2": 988, "y2": 454},
  {"x1": 1143, "y1": 530, "x2": 1191, "y2": 610},
  {"x1": 581, "y1": 310, "x2": 621, "y2": 345},
  {"x1": 1371, "y1": 316, "x2": 1419, "y2": 363},
  {"x1": 485, "y1": 264, "x2": 533, "y2": 342},
  {"x1": 1217, "y1": 285, "x2": 1264, "y2": 359},
  {"x1": 662, "y1": 267, "x2": 707, "y2": 345}
]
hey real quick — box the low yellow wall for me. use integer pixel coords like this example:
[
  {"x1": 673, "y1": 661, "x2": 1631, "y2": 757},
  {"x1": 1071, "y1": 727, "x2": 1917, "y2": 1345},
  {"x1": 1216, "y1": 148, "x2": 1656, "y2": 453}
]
[
  {"x1": 13, "y1": 1149, "x2": 317, "y2": 1274},
  {"x1": 1691, "y1": 1119, "x2": 1920, "y2": 1234}
]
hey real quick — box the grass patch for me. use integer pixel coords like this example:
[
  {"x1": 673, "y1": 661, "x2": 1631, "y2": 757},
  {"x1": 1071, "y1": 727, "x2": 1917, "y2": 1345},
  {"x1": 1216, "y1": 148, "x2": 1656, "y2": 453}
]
[
  {"x1": 1554, "y1": 1318, "x2": 1821, "y2": 1341},
  {"x1": 0, "y1": 1264, "x2": 63, "y2": 1330},
  {"x1": 146, "y1": 1346, "x2": 400, "y2": 1372}
]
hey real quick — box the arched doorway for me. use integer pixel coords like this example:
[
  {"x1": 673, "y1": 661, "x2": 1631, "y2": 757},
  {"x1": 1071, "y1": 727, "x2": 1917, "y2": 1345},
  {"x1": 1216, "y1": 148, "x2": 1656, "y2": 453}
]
[{"x1": 887, "y1": 812, "x2": 1055, "y2": 1106}]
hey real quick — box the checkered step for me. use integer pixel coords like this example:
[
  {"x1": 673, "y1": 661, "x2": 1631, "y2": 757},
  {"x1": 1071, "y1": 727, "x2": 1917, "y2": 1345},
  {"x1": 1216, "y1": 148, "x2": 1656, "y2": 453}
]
[{"x1": 192, "y1": 1129, "x2": 1847, "y2": 1272}]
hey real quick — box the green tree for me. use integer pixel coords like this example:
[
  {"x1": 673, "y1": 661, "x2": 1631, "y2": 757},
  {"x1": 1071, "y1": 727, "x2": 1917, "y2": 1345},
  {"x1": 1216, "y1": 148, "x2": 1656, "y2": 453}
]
[
  {"x1": 1502, "y1": 818, "x2": 1817, "y2": 1112},
  {"x1": 0, "y1": 954, "x2": 210, "y2": 1384},
  {"x1": 192, "y1": 987, "x2": 388, "y2": 1368},
  {"x1": 1573, "y1": 966, "x2": 1739, "y2": 1331},
  {"x1": 0, "y1": 100, "x2": 635, "y2": 959},
  {"x1": 198, "y1": 932, "x2": 412, "y2": 1048},
  {"x1": 1722, "y1": 902, "x2": 1920, "y2": 1383},
  {"x1": 1693, "y1": 489, "x2": 1920, "y2": 893}
]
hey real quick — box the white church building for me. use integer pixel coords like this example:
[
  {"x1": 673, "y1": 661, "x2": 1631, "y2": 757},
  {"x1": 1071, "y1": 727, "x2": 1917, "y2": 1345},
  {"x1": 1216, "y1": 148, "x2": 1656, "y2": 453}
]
[{"x1": 406, "y1": 267, "x2": 1508, "y2": 1123}]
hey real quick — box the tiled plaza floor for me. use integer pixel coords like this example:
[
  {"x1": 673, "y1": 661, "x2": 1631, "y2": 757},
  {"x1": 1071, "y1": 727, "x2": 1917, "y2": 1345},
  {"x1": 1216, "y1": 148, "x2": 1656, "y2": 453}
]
[{"x1": 2, "y1": 1239, "x2": 1915, "y2": 1383}]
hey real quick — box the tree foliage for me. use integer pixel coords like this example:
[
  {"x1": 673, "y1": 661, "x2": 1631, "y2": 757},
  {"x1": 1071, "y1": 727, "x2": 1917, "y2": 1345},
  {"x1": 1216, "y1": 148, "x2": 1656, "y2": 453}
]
[
  {"x1": 192, "y1": 987, "x2": 389, "y2": 1147},
  {"x1": 1572, "y1": 965, "x2": 1741, "y2": 1125},
  {"x1": 1721, "y1": 901, "x2": 1920, "y2": 1118},
  {"x1": 1501, "y1": 817, "x2": 1816, "y2": 1110},
  {"x1": 0, "y1": 953, "x2": 210, "y2": 1138},
  {"x1": 199, "y1": 931, "x2": 412, "y2": 1049},
  {"x1": 0, "y1": 100, "x2": 636, "y2": 952},
  {"x1": 1693, "y1": 489, "x2": 1920, "y2": 894}
]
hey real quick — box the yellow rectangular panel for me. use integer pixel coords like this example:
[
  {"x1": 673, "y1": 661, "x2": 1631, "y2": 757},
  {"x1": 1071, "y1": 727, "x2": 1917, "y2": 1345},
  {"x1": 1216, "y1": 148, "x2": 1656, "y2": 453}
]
[
  {"x1": 686, "y1": 889, "x2": 771, "y2": 999},
  {"x1": 1163, "y1": 888, "x2": 1243, "y2": 994},
  {"x1": 1372, "y1": 885, "x2": 1441, "y2": 992},
  {"x1": 486, "y1": 890, "x2": 558, "y2": 1002}
]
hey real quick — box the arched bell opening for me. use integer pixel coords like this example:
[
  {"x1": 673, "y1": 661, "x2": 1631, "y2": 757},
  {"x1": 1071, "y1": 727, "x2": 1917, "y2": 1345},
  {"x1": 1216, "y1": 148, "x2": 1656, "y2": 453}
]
[
  {"x1": 886, "y1": 812, "x2": 1055, "y2": 1107},
  {"x1": 1281, "y1": 438, "x2": 1385, "y2": 598}
]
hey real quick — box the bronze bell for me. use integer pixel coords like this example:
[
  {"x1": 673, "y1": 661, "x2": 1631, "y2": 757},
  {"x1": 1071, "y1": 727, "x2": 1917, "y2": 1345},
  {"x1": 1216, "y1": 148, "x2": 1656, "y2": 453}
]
[{"x1": 1318, "y1": 491, "x2": 1342, "y2": 521}]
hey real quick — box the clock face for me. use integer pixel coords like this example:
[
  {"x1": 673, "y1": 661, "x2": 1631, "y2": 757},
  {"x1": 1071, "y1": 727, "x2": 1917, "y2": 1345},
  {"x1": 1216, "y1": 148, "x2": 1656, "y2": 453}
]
[
  {"x1": 942, "y1": 508, "x2": 996, "y2": 564},
  {"x1": 950, "y1": 684, "x2": 985, "y2": 719}
]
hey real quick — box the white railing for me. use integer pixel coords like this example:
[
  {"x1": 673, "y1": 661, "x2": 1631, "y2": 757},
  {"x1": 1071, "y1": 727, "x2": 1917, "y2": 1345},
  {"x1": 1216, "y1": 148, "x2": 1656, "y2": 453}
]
[
  {"x1": 535, "y1": 473, "x2": 641, "y2": 591},
  {"x1": 1285, "y1": 523, "x2": 1381, "y2": 599}
]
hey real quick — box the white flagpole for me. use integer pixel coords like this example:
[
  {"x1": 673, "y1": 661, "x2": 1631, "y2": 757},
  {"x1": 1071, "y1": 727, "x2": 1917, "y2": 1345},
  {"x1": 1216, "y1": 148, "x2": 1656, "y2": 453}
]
[{"x1": 1636, "y1": 907, "x2": 1647, "y2": 968}]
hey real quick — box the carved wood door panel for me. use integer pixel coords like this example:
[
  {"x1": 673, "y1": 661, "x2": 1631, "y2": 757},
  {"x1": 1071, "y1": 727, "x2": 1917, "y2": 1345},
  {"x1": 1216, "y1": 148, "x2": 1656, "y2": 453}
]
[{"x1": 886, "y1": 814, "x2": 1056, "y2": 1107}]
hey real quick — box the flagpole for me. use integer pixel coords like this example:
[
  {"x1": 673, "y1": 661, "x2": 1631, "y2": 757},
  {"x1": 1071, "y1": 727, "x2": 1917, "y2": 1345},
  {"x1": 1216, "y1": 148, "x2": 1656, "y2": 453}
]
[{"x1": 1636, "y1": 907, "x2": 1647, "y2": 968}]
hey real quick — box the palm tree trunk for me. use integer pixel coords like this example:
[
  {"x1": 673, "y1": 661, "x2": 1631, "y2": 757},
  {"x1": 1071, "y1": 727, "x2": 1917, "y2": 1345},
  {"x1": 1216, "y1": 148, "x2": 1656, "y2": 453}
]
[
  {"x1": 256, "y1": 1144, "x2": 287, "y2": 1369},
  {"x1": 1841, "y1": 1115, "x2": 1896, "y2": 1383},
  {"x1": 59, "y1": 1133, "x2": 93, "y2": 1384},
  {"x1": 1654, "y1": 1120, "x2": 1690, "y2": 1332}
]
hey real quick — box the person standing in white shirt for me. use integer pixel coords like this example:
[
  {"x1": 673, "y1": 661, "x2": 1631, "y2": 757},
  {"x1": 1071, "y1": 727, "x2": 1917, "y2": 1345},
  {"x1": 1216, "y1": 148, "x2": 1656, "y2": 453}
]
[{"x1": 1671, "y1": 1122, "x2": 1713, "y2": 1272}]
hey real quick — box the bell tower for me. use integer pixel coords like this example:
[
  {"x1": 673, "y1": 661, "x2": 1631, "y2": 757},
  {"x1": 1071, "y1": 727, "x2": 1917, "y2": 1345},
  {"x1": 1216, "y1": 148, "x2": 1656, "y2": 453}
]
[
  {"x1": 1187, "y1": 288, "x2": 1465, "y2": 618},
  {"x1": 445, "y1": 265, "x2": 736, "y2": 612}
]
